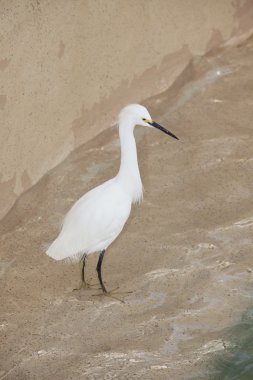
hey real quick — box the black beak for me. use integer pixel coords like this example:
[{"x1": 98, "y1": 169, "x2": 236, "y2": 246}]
[{"x1": 149, "y1": 121, "x2": 179, "y2": 140}]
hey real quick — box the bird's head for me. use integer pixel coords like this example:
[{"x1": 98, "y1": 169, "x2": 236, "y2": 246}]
[{"x1": 118, "y1": 104, "x2": 179, "y2": 140}]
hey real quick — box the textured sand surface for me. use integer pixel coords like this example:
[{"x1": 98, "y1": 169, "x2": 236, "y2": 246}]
[{"x1": 1, "y1": 39, "x2": 253, "y2": 379}]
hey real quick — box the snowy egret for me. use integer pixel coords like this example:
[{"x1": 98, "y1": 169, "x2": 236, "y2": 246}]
[{"x1": 46, "y1": 104, "x2": 178, "y2": 298}]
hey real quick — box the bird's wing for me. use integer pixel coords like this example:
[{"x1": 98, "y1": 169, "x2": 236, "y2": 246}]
[{"x1": 46, "y1": 179, "x2": 131, "y2": 261}]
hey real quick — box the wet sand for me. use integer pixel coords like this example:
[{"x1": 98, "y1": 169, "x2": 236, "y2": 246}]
[{"x1": 1, "y1": 38, "x2": 253, "y2": 379}]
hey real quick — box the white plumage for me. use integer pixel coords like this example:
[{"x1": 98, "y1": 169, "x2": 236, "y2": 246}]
[
  {"x1": 46, "y1": 104, "x2": 178, "y2": 295},
  {"x1": 47, "y1": 179, "x2": 132, "y2": 261}
]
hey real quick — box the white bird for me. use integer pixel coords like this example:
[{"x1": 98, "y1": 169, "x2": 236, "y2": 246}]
[{"x1": 46, "y1": 104, "x2": 178, "y2": 298}]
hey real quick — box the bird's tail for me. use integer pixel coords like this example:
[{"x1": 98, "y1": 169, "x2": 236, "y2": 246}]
[
  {"x1": 46, "y1": 237, "x2": 67, "y2": 261},
  {"x1": 46, "y1": 236, "x2": 83, "y2": 263}
]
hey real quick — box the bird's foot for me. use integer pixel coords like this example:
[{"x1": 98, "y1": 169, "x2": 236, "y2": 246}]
[
  {"x1": 72, "y1": 281, "x2": 96, "y2": 291},
  {"x1": 92, "y1": 287, "x2": 133, "y2": 303},
  {"x1": 103, "y1": 289, "x2": 125, "y2": 303}
]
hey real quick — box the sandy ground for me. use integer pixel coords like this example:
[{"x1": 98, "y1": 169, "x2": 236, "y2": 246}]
[{"x1": 1, "y1": 38, "x2": 253, "y2": 380}]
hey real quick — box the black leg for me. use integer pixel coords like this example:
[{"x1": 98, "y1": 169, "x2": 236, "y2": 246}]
[
  {"x1": 73, "y1": 253, "x2": 89, "y2": 291},
  {"x1": 80, "y1": 253, "x2": 86, "y2": 283},
  {"x1": 96, "y1": 250, "x2": 107, "y2": 293},
  {"x1": 93, "y1": 250, "x2": 130, "y2": 302}
]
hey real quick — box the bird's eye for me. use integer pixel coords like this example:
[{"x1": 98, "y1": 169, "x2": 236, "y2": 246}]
[{"x1": 142, "y1": 118, "x2": 147, "y2": 122}]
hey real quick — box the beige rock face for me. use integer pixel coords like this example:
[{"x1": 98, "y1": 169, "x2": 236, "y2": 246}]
[
  {"x1": 1, "y1": 36, "x2": 253, "y2": 379},
  {"x1": 1, "y1": 0, "x2": 253, "y2": 219}
]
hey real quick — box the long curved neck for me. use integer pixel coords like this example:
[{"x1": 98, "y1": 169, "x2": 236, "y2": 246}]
[{"x1": 116, "y1": 118, "x2": 143, "y2": 203}]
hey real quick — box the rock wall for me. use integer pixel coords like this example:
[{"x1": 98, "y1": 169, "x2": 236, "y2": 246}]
[{"x1": 1, "y1": 0, "x2": 253, "y2": 219}]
